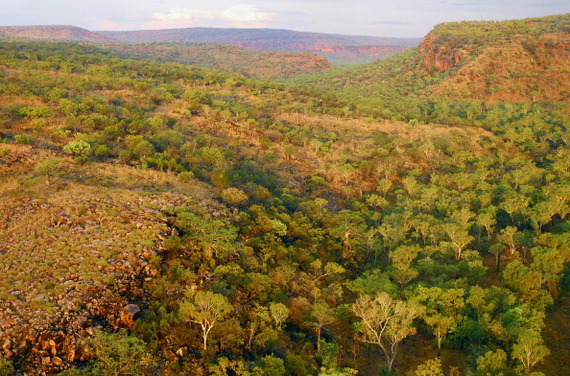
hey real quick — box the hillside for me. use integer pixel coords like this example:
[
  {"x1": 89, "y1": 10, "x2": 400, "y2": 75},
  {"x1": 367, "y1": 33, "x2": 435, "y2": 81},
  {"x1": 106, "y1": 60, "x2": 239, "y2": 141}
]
[
  {"x1": 99, "y1": 27, "x2": 420, "y2": 64},
  {"x1": 105, "y1": 42, "x2": 332, "y2": 79},
  {"x1": 301, "y1": 13, "x2": 570, "y2": 119},
  {"x1": 0, "y1": 25, "x2": 420, "y2": 65},
  {"x1": 0, "y1": 25, "x2": 113, "y2": 42},
  {"x1": 0, "y1": 17, "x2": 569, "y2": 376},
  {"x1": 420, "y1": 14, "x2": 570, "y2": 102}
]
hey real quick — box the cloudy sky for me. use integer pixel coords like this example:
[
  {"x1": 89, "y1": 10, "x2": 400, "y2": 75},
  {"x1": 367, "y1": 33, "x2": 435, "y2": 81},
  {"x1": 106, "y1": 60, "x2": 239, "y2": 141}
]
[{"x1": 1, "y1": 0, "x2": 568, "y2": 37}]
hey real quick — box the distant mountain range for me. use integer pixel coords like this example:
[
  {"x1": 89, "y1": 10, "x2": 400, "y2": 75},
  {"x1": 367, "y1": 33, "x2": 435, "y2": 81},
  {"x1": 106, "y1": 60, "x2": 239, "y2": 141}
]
[
  {"x1": 99, "y1": 28, "x2": 420, "y2": 64},
  {"x1": 0, "y1": 25, "x2": 420, "y2": 64}
]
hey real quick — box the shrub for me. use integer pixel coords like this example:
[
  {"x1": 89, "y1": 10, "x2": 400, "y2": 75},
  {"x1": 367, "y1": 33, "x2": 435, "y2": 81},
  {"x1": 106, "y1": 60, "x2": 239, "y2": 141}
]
[
  {"x1": 63, "y1": 140, "x2": 91, "y2": 156},
  {"x1": 221, "y1": 187, "x2": 248, "y2": 206},
  {"x1": 63, "y1": 140, "x2": 91, "y2": 163},
  {"x1": 14, "y1": 134, "x2": 32, "y2": 144},
  {"x1": 177, "y1": 171, "x2": 195, "y2": 183},
  {"x1": 0, "y1": 358, "x2": 14, "y2": 376}
]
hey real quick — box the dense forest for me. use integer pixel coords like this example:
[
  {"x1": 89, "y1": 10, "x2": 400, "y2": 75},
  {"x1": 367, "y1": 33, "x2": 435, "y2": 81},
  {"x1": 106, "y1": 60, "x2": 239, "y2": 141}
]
[{"x1": 0, "y1": 13, "x2": 569, "y2": 376}]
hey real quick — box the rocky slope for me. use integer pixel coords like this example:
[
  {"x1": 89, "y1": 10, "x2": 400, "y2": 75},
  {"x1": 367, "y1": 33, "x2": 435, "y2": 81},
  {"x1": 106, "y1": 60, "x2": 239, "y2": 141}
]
[{"x1": 0, "y1": 144, "x2": 220, "y2": 374}]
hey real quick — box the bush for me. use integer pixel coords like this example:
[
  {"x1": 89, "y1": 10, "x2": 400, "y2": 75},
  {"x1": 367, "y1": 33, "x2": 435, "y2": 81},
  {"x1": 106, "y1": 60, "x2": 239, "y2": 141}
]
[
  {"x1": 87, "y1": 329, "x2": 156, "y2": 376},
  {"x1": 63, "y1": 140, "x2": 91, "y2": 163},
  {"x1": 63, "y1": 140, "x2": 91, "y2": 157},
  {"x1": 177, "y1": 171, "x2": 195, "y2": 183},
  {"x1": 14, "y1": 134, "x2": 32, "y2": 144},
  {"x1": 0, "y1": 358, "x2": 14, "y2": 376},
  {"x1": 221, "y1": 187, "x2": 248, "y2": 206}
]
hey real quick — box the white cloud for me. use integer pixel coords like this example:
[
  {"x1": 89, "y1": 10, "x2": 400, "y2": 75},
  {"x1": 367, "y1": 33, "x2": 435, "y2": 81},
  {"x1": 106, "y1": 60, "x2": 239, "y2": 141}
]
[
  {"x1": 222, "y1": 4, "x2": 275, "y2": 22},
  {"x1": 150, "y1": 8, "x2": 215, "y2": 26},
  {"x1": 147, "y1": 4, "x2": 275, "y2": 29}
]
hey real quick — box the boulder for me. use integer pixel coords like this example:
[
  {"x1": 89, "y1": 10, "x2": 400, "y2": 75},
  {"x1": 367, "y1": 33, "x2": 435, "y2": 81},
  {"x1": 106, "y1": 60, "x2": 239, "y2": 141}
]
[{"x1": 120, "y1": 304, "x2": 141, "y2": 327}]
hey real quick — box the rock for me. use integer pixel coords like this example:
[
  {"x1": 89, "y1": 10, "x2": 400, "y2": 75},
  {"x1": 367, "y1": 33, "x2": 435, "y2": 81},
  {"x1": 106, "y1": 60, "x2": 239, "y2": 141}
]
[
  {"x1": 176, "y1": 346, "x2": 188, "y2": 358},
  {"x1": 120, "y1": 304, "x2": 141, "y2": 327},
  {"x1": 41, "y1": 356, "x2": 51, "y2": 366},
  {"x1": 49, "y1": 339, "x2": 57, "y2": 356},
  {"x1": 52, "y1": 356, "x2": 63, "y2": 366}
]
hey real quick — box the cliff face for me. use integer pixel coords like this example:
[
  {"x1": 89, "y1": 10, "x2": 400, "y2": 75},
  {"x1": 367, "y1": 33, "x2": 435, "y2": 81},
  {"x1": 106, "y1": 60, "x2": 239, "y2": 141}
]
[
  {"x1": 234, "y1": 41, "x2": 408, "y2": 63},
  {"x1": 419, "y1": 31, "x2": 468, "y2": 72},
  {"x1": 418, "y1": 15, "x2": 570, "y2": 103}
]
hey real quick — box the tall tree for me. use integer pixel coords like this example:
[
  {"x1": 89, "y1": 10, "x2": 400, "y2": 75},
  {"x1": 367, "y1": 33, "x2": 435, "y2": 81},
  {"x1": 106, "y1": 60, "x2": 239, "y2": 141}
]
[
  {"x1": 415, "y1": 286, "x2": 465, "y2": 353},
  {"x1": 179, "y1": 290, "x2": 233, "y2": 350},
  {"x1": 352, "y1": 292, "x2": 422, "y2": 370},
  {"x1": 512, "y1": 330, "x2": 550, "y2": 374}
]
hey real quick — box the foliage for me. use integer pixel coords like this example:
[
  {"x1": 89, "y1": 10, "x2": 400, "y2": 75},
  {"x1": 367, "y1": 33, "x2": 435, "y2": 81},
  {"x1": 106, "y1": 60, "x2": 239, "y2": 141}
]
[
  {"x1": 179, "y1": 290, "x2": 233, "y2": 350},
  {"x1": 0, "y1": 359, "x2": 14, "y2": 376},
  {"x1": 415, "y1": 357, "x2": 444, "y2": 376},
  {"x1": 0, "y1": 20, "x2": 568, "y2": 375},
  {"x1": 87, "y1": 329, "x2": 156, "y2": 376}
]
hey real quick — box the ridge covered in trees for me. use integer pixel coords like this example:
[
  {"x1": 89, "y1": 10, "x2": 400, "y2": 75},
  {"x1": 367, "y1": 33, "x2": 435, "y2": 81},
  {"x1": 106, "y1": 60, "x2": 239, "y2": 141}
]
[{"x1": 0, "y1": 13, "x2": 569, "y2": 376}]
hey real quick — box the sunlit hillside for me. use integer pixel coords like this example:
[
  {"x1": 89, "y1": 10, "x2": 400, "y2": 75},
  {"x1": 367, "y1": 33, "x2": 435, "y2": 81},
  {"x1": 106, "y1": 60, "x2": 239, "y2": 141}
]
[{"x1": 0, "y1": 13, "x2": 569, "y2": 376}]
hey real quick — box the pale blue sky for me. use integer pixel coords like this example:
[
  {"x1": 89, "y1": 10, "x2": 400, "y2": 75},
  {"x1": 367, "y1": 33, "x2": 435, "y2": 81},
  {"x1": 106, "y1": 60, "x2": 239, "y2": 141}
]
[{"x1": 1, "y1": 0, "x2": 568, "y2": 37}]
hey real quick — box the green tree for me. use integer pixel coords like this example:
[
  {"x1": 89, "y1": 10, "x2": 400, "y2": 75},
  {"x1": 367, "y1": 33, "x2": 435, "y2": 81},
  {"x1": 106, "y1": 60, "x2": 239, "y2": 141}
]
[
  {"x1": 221, "y1": 187, "x2": 249, "y2": 207},
  {"x1": 311, "y1": 301, "x2": 337, "y2": 351},
  {"x1": 441, "y1": 222, "x2": 474, "y2": 261},
  {"x1": 269, "y1": 302, "x2": 290, "y2": 328},
  {"x1": 245, "y1": 305, "x2": 279, "y2": 351},
  {"x1": 415, "y1": 357, "x2": 444, "y2": 376},
  {"x1": 0, "y1": 358, "x2": 14, "y2": 376},
  {"x1": 512, "y1": 330, "x2": 550, "y2": 374},
  {"x1": 253, "y1": 355, "x2": 286, "y2": 376},
  {"x1": 179, "y1": 290, "x2": 233, "y2": 350},
  {"x1": 388, "y1": 245, "x2": 420, "y2": 288},
  {"x1": 352, "y1": 292, "x2": 422, "y2": 370},
  {"x1": 476, "y1": 349, "x2": 507, "y2": 375},
  {"x1": 174, "y1": 210, "x2": 238, "y2": 262},
  {"x1": 415, "y1": 286, "x2": 465, "y2": 352},
  {"x1": 34, "y1": 158, "x2": 61, "y2": 188},
  {"x1": 63, "y1": 140, "x2": 91, "y2": 163},
  {"x1": 88, "y1": 329, "x2": 156, "y2": 376}
]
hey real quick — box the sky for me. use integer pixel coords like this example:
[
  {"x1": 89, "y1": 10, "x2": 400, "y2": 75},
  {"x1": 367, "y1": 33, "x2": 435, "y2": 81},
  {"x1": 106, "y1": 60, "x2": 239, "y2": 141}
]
[{"x1": 1, "y1": 0, "x2": 568, "y2": 38}]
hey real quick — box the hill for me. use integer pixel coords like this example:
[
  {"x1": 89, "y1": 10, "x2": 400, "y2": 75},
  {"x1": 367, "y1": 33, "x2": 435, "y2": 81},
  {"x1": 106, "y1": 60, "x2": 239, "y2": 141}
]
[
  {"x1": 0, "y1": 25, "x2": 333, "y2": 79},
  {"x1": 99, "y1": 27, "x2": 420, "y2": 64},
  {"x1": 0, "y1": 25, "x2": 113, "y2": 42},
  {"x1": 105, "y1": 42, "x2": 332, "y2": 79},
  {"x1": 300, "y1": 13, "x2": 570, "y2": 118},
  {"x1": 420, "y1": 13, "x2": 570, "y2": 102}
]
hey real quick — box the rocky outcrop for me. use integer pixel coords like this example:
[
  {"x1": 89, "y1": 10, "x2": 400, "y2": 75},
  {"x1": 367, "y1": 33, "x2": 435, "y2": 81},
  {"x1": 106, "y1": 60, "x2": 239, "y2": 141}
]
[
  {"x1": 234, "y1": 41, "x2": 408, "y2": 63},
  {"x1": 419, "y1": 31, "x2": 469, "y2": 72},
  {"x1": 418, "y1": 17, "x2": 570, "y2": 102},
  {"x1": 0, "y1": 192, "x2": 186, "y2": 374}
]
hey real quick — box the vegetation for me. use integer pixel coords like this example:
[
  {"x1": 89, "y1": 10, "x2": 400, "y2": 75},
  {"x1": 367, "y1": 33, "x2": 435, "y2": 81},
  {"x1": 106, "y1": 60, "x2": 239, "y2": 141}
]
[
  {"x1": 0, "y1": 13, "x2": 568, "y2": 376},
  {"x1": 106, "y1": 42, "x2": 332, "y2": 79}
]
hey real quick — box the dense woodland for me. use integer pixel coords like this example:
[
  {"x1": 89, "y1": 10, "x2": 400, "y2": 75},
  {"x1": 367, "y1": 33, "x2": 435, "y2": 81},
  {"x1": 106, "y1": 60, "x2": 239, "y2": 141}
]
[{"x1": 0, "y1": 13, "x2": 569, "y2": 376}]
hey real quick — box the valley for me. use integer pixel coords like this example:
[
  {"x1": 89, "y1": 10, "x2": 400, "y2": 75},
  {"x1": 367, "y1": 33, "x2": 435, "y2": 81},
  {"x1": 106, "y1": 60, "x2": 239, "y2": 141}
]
[{"x1": 0, "y1": 13, "x2": 569, "y2": 376}]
